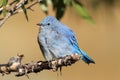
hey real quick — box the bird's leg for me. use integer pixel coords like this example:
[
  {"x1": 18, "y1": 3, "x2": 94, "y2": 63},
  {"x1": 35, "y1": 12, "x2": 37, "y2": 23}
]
[{"x1": 59, "y1": 66, "x2": 62, "y2": 76}]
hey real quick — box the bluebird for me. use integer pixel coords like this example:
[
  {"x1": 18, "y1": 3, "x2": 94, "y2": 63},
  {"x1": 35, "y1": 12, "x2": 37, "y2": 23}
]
[{"x1": 37, "y1": 16, "x2": 95, "y2": 64}]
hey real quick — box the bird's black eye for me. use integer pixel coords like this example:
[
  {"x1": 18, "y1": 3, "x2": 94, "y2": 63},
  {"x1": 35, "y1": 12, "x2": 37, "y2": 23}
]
[{"x1": 47, "y1": 23, "x2": 50, "y2": 25}]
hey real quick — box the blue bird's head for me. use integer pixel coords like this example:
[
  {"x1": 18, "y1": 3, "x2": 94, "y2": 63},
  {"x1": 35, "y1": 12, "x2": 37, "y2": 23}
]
[{"x1": 37, "y1": 16, "x2": 58, "y2": 29}]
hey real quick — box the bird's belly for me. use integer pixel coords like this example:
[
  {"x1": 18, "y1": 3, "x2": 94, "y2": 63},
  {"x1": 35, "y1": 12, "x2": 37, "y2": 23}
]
[{"x1": 47, "y1": 38, "x2": 74, "y2": 58}]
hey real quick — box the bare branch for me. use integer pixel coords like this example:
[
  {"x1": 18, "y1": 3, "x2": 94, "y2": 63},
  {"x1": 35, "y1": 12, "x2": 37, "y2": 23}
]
[
  {"x1": 0, "y1": 0, "x2": 27, "y2": 27},
  {"x1": 0, "y1": 13, "x2": 10, "y2": 27},
  {"x1": 0, "y1": 0, "x2": 42, "y2": 27},
  {"x1": 0, "y1": 54, "x2": 81, "y2": 77},
  {"x1": 14, "y1": 0, "x2": 39, "y2": 15},
  {"x1": 0, "y1": 1, "x2": 16, "y2": 12}
]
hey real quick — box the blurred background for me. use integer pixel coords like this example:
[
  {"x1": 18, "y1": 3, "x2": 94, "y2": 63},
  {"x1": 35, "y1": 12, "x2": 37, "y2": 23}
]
[{"x1": 0, "y1": 0, "x2": 120, "y2": 80}]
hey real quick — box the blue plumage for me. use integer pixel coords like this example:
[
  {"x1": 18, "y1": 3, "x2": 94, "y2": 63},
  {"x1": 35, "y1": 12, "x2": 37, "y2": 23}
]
[{"x1": 37, "y1": 16, "x2": 95, "y2": 64}]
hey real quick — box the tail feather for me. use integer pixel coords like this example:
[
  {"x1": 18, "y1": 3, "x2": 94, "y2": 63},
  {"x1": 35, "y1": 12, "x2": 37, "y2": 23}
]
[{"x1": 80, "y1": 49, "x2": 95, "y2": 64}]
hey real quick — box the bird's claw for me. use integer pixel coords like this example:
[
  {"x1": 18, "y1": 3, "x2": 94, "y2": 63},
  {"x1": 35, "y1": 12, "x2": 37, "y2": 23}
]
[
  {"x1": 50, "y1": 60, "x2": 58, "y2": 72},
  {"x1": 71, "y1": 54, "x2": 81, "y2": 60},
  {"x1": 63, "y1": 55, "x2": 72, "y2": 66}
]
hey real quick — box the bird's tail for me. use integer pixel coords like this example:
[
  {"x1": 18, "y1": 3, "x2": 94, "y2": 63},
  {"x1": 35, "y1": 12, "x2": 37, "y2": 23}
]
[{"x1": 80, "y1": 49, "x2": 95, "y2": 64}]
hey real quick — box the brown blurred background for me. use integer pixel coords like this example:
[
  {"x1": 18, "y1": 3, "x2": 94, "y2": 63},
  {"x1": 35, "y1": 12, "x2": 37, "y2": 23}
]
[{"x1": 0, "y1": 1, "x2": 120, "y2": 80}]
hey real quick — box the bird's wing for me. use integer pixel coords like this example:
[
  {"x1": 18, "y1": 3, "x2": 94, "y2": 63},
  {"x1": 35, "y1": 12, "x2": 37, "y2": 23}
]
[{"x1": 55, "y1": 24, "x2": 80, "y2": 53}]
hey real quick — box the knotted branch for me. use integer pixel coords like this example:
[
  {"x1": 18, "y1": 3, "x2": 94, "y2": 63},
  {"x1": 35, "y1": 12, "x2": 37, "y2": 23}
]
[{"x1": 0, "y1": 54, "x2": 81, "y2": 77}]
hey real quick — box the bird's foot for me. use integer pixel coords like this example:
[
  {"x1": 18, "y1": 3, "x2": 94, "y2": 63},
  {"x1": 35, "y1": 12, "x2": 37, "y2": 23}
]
[
  {"x1": 49, "y1": 54, "x2": 81, "y2": 72},
  {"x1": 71, "y1": 54, "x2": 81, "y2": 61},
  {"x1": 50, "y1": 60, "x2": 58, "y2": 72},
  {"x1": 63, "y1": 54, "x2": 81, "y2": 66},
  {"x1": 63, "y1": 55, "x2": 72, "y2": 66}
]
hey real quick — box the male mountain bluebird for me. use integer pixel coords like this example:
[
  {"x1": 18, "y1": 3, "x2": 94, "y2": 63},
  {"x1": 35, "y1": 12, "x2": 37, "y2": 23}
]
[{"x1": 37, "y1": 16, "x2": 95, "y2": 64}]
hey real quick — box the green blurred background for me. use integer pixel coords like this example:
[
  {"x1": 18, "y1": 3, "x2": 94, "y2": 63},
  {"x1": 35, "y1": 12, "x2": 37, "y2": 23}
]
[{"x1": 0, "y1": 0, "x2": 120, "y2": 80}]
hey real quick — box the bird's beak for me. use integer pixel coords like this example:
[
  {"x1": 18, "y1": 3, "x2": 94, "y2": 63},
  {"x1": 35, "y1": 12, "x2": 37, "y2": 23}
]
[
  {"x1": 36, "y1": 23, "x2": 43, "y2": 28},
  {"x1": 36, "y1": 23, "x2": 41, "y2": 26}
]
